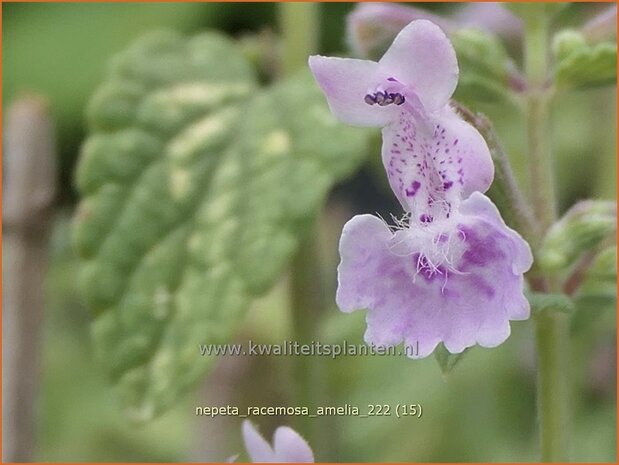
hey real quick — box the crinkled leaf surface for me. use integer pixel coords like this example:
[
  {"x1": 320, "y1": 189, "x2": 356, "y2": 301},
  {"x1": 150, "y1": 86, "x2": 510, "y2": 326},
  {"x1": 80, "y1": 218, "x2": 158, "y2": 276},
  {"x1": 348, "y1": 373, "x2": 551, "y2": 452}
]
[{"x1": 74, "y1": 31, "x2": 369, "y2": 419}]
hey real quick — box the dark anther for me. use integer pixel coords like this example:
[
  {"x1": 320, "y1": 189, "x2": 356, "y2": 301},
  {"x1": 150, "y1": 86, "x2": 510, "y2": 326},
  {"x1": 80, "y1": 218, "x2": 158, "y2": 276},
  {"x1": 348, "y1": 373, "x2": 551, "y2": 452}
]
[
  {"x1": 364, "y1": 94, "x2": 377, "y2": 105},
  {"x1": 420, "y1": 213, "x2": 434, "y2": 224},
  {"x1": 364, "y1": 91, "x2": 406, "y2": 106},
  {"x1": 380, "y1": 93, "x2": 395, "y2": 106}
]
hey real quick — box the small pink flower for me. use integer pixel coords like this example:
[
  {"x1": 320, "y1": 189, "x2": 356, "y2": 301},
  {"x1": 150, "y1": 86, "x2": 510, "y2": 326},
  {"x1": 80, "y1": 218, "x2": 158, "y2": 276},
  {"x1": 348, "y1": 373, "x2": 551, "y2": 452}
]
[{"x1": 240, "y1": 420, "x2": 314, "y2": 463}]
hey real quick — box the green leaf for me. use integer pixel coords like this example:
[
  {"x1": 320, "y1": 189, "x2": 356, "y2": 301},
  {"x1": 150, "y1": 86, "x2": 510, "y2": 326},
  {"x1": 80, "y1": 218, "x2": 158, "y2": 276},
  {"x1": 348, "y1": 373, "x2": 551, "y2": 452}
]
[
  {"x1": 527, "y1": 291, "x2": 576, "y2": 315},
  {"x1": 434, "y1": 343, "x2": 468, "y2": 376},
  {"x1": 74, "y1": 31, "x2": 369, "y2": 419},
  {"x1": 554, "y1": 30, "x2": 617, "y2": 89}
]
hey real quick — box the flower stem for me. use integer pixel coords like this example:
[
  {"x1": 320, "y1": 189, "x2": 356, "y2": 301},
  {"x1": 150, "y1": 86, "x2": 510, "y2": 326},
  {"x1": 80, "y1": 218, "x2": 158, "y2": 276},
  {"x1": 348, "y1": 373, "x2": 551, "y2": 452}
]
[
  {"x1": 278, "y1": 1, "x2": 323, "y2": 441},
  {"x1": 524, "y1": 11, "x2": 556, "y2": 232},
  {"x1": 523, "y1": 9, "x2": 570, "y2": 462},
  {"x1": 534, "y1": 310, "x2": 570, "y2": 462},
  {"x1": 279, "y1": 2, "x2": 319, "y2": 76}
]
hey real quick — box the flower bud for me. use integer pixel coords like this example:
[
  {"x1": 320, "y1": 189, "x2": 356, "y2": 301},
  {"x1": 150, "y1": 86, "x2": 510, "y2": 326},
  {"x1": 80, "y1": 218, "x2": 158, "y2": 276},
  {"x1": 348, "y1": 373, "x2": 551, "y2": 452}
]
[
  {"x1": 553, "y1": 29, "x2": 587, "y2": 62},
  {"x1": 587, "y1": 246, "x2": 617, "y2": 284},
  {"x1": 539, "y1": 200, "x2": 617, "y2": 272}
]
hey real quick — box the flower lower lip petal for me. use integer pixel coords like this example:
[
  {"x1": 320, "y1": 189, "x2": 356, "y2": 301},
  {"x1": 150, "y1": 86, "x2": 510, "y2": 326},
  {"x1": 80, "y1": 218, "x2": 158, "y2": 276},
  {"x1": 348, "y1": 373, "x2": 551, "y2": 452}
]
[{"x1": 336, "y1": 194, "x2": 532, "y2": 358}]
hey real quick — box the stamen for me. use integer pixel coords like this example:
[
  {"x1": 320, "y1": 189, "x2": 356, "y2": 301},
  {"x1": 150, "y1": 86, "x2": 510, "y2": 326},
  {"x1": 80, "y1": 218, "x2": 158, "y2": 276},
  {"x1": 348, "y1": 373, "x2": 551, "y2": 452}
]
[
  {"x1": 380, "y1": 94, "x2": 394, "y2": 106},
  {"x1": 393, "y1": 94, "x2": 405, "y2": 105},
  {"x1": 364, "y1": 94, "x2": 377, "y2": 105},
  {"x1": 363, "y1": 91, "x2": 406, "y2": 107}
]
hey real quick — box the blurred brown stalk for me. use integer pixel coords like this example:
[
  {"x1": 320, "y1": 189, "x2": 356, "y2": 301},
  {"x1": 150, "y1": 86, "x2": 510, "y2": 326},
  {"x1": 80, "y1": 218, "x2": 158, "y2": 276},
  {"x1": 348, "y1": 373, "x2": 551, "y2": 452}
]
[{"x1": 2, "y1": 96, "x2": 56, "y2": 462}]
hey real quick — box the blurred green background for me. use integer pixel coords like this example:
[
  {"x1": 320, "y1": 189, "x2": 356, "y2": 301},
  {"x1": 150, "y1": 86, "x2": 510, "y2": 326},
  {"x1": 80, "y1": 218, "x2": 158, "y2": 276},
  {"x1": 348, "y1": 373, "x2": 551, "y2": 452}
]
[{"x1": 3, "y1": 2, "x2": 616, "y2": 462}]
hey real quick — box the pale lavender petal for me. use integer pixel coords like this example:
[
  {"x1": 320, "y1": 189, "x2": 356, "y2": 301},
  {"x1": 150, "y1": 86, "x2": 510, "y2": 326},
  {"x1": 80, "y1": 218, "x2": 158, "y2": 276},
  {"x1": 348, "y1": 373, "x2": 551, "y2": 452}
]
[
  {"x1": 336, "y1": 193, "x2": 532, "y2": 357},
  {"x1": 336, "y1": 214, "x2": 393, "y2": 315},
  {"x1": 242, "y1": 420, "x2": 276, "y2": 462},
  {"x1": 381, "y1": 105, "x2": 493, "y2": 220},
  {"x1": 379, "y1": 20, "x2": 458, "y2": 112},
  {"x1": 459, "y1": 191, "x2": 533, "y2": 280},
  {"x1": 272, "y1": 427, "x2": 314, "y2": 462},
  {"x1": 308, "y1": 55, "x2": 398, "y2": 127}
]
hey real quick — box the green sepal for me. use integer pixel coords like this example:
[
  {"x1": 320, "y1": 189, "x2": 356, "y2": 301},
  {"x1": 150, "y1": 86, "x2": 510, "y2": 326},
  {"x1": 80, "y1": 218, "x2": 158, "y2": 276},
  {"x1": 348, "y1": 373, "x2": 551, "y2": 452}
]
[
  {"x1": 434, "y1": 343, "x2": 468, "y2": 376},
  {"x1": 553, "y1": 30, "x2": 617, "y2": 90},
  {"x1": 538, "y1": 200, "x2": 616, "y2": 272}
]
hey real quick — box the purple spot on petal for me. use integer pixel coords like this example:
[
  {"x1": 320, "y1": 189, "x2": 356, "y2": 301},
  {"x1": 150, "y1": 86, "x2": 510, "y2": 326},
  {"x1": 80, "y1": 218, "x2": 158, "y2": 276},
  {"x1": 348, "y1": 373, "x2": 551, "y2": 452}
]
[
  {"x1": 420, "y1": 214, "x2": 433, "y2": 224},
  {"x1": 460, "y1": 227, "x2": 505, "y2": 267},
  {"x1": 469, "y1": 275, "x2": 495, "y2": 298},
  {"x1": 405, "y1": 180, "x2": 421, "y2": 197}
]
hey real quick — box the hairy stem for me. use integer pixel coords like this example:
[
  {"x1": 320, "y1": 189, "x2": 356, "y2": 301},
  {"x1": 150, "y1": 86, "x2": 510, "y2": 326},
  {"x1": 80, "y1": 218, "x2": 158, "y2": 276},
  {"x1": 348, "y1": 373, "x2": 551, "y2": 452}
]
[
  {"x1": 524, "y1": 12, "x2": 557, "y2": 232},
  {"x1": 524, "y1": 9, "x2": 570, "y2": 462},
  {"x1": 534, "y1": 310, "x2": 570, "y2": 462}
]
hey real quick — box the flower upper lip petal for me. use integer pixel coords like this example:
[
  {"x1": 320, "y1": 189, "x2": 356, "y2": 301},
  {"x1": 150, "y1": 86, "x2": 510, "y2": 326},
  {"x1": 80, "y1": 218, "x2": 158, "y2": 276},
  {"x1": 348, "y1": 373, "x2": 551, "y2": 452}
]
[
  {"x1": 308, "y1": 55, "x2": 396, "y2": 127},
  {"x1": 378, "y1": 19, "x2": 459, "y2": 112},
  {"x1": 309, "y1": 20, "x2": 458, "y2": 127}
]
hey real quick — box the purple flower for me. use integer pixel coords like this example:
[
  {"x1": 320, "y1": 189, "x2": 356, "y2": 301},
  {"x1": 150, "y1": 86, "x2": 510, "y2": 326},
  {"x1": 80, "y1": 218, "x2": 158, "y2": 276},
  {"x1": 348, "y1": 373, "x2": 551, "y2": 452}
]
[
  {"x1": 309, "y1": 20, "x2": 494, "y2": 218},
  {"x1": 240, "y1": 420, "x2": 314, "y2": 463},
  {"x1": 336, "y1": 192, "x2": 532, "y2": 357},
  {"x1": 309, "y1": 20, "x2": 533, "y2": 356}
]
